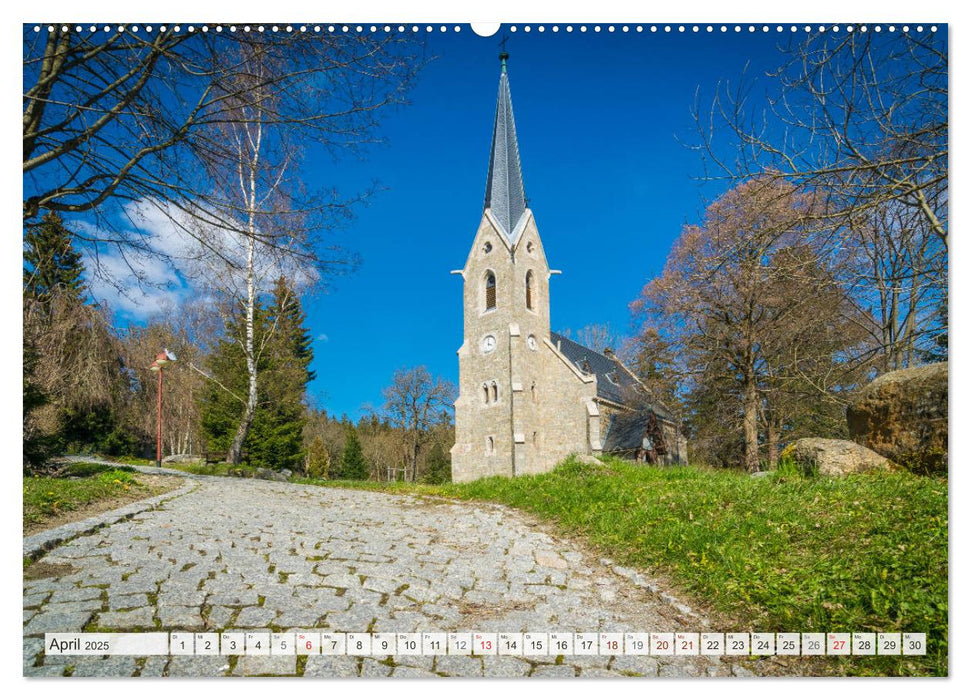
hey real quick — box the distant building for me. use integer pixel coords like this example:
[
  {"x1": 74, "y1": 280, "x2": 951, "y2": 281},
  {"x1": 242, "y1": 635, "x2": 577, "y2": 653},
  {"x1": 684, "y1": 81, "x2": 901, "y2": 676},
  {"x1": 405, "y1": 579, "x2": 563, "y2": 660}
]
[{"x1": 450, "y1": 56, "x2": 686, "y2": 483}]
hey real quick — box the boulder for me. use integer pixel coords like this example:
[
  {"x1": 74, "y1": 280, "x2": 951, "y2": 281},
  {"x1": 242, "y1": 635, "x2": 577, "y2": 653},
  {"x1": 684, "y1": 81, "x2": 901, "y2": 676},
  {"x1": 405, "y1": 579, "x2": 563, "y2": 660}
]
[
  {"x1": 846, "y1": 362, "x2": 947, "y2": 474},
  {"x1": 255, "y1": 467, "x2": 290, "y2": 482},
  {"x1": 162, "y1": 454, "x2": 203, "y2": 464},
  {"x1": 783, "y1": 438, "x2": 892, "y2": 477}
]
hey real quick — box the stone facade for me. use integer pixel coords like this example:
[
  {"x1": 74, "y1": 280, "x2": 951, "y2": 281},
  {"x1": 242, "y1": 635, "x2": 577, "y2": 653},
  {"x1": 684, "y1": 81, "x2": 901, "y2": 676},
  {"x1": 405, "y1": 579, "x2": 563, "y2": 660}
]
[
  {"x1": 451, "y1": 211, "x2": 604, "y2": 482},
  {"x1": 451, "y1": 61, "x2": 684, "y2": 483}
]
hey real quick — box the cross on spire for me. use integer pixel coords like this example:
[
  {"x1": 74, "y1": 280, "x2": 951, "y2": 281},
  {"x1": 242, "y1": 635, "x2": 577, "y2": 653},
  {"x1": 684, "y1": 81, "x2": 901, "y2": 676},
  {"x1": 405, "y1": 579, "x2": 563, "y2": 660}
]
[{"x1": 498, "y1": 34, "x2": 510, "y2": 73}]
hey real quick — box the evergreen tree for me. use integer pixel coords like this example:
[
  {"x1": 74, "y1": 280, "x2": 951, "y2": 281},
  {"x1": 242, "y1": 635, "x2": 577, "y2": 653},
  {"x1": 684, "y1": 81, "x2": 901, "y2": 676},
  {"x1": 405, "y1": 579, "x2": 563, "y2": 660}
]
[
  {"x1": 200, "y1": 301, "x2": 270, "y2": 457},
  {"x1": 269, "y1": 276, "x2": 315, "y2": 384},
  {"x1": 24, "y1": 213, "x2": 86, "y2": 309},
  {"x1": 253, "y1": 277, "x2": 314, "y2": 470},
  {"x1": 23, "y1": 213, "x2": 127, "y2": 463},
  {"x1": 423, "y1": 440, "x2": 451, "y2": 484},
  {"x1": 201, "y1": 279, "x2": 314, "y2": 471},
  {"x1": 340, "y1": 428, "x2": 369, "y2": 480}
]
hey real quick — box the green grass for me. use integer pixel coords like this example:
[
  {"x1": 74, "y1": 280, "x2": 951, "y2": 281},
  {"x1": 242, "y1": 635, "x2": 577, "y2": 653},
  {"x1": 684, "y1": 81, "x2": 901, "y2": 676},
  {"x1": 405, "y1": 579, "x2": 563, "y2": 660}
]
[
  {"x1": 24, "y1": 466, "x2": 148, "y2": 528},
  {"x1": 300, "y1": 456, "x2": 947, "y2": 676},
  {"x1": 60, "y1": 462, "x2": 136, "y2": 478}
]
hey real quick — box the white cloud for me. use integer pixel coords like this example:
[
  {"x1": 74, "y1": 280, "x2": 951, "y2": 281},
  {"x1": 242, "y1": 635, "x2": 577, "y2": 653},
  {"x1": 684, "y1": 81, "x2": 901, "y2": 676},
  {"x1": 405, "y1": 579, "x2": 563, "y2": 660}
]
[
  {"x1": 74, "y1": 198, "x2": 319, "y2": 321},
  {"x1": 316, "y1": 333, "x2": 329, "y2": 343}
]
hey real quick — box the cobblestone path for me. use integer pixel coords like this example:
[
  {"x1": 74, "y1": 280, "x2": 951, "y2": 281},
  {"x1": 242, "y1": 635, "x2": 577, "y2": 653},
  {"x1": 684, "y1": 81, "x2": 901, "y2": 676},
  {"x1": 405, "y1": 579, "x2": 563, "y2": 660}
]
[{"x1": 24, "y1": 477, "x2": 762, "y2": 677}]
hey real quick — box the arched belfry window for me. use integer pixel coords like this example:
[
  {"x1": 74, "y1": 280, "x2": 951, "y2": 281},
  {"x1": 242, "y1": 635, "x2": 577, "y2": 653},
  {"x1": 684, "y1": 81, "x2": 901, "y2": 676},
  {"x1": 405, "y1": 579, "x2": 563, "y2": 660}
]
[
  {"x1": 491, "y1": 381, "x2": 499, "y2": 403},
  {"x1": 485, "y1": 271, "x2": 496, "y2": 311},
  {"x1": 482, "y1": 384, "x2": 490, "y2": 404},
  {"x1": 525, "y1": 270, "x2": 535, "y2": 310}
]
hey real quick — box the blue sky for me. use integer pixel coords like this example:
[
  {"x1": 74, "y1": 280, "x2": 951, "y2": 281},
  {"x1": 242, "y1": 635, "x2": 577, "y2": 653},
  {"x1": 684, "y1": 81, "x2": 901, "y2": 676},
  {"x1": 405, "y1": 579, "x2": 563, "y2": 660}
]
[
  {"x1": 72, "y1": 28, "x2": 803, "y2": 420},
  {"x1": 298, "y1": 29, "x2": 789, "y2": 419}
]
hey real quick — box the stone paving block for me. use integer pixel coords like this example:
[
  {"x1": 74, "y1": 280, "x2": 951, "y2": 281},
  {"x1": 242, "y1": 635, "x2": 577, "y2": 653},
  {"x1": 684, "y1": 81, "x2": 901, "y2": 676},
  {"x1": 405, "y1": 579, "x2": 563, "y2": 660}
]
[
  {"x1": 531, "y1": 664, "x2": 578, "y2": 677},
  {"x1": 578, "y1": 667, "x2": 625, "y2": 677},
  {"x1": 233, "y1": 655, "x2": 296, "y2": 676},
  {"x1": 360, "y1": 658, "x2": 393, "y2": 677},
  {"x1": 23, "y1": 591, "x2": 51, "y2": 608},
  {"x1": 49, "y1": 587, "x2": 103, "y2": 604},
  {"x1": 71, "y1": 656, "x2": 138, "y2": 677},
  {"x1": 610, "y1": 655, "x2": 660, "y2": 676},
  {"x1": 482, "y1": 655, "x2": 532, "y2": 677},
  {"x1": 205, "y1": 591, "x2": 259, "y2": 607},
  {"x1": 234, "y1": 606, "x2": 276, "y2": 627},
  {"x1": 274, "y1": 609, "x2": 323, "y2": 627},
  {"x1": 158, "y1": 605, "x2": 204, "y2": 628},
  {"x1": 95, "y1": 607, "x2": 156, "y2": 629},
  {"x1": 44, "y1": 599, "x2": 105, "y2": 614},
  {"x1": 24, "y1": 664, "x2": 68, "y2": 677},
  {"x1": 109, "y1": 593, "x2": 149, "y2": 610},
  {"x1": 166, "y1": 655, "x2": 231, "y2": 677},
  {"x1": 23, "y1": 609, "x2": 94, "y2": 635},
  {"x1": 434, "y1": 655, "x2": 484, "y2": 677},
  {"x1": 138, "y1": 656, "x2": 169, "y2": 677},
  {"x1": 390, "y1": 665, "x2": 438, "y2": 678},
  {"x1": 205, "y1": 605, "x2": 237, "y2": 629},
  {"x1": 22, "y1": 637, "x2": 44, "y2": 671}
]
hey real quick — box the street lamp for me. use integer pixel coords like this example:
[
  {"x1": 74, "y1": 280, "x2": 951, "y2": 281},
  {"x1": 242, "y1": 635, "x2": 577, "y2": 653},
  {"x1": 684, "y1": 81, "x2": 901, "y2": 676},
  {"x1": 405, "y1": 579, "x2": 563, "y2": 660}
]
[{"x1": 148, "y1": 349, "x2": 177, "y2": 469}]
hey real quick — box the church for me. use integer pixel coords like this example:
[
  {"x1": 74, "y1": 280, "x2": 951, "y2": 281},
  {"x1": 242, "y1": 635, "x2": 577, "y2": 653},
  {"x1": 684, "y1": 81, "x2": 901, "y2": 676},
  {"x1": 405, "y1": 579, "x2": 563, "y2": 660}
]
[{"x1": 450, "y1": 56, "x2": 687, "y2": 483}]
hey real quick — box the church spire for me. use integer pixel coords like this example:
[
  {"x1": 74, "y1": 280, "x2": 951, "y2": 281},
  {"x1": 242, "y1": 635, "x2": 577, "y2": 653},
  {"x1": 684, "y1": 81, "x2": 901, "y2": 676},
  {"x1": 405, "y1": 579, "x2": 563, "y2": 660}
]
[{"x1": 484, "y1": 54, "x2": 527, "y2": 241}]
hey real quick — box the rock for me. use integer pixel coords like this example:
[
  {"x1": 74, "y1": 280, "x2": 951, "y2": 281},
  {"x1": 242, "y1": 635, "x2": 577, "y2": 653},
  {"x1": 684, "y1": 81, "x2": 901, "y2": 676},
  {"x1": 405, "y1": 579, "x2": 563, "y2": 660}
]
[
  {"x1": 783, "y1": 438, "x2": 891, "y2": 477},
  {"x1": 163, "y1": 454, "x2": 203, "y2": 464},
  {"x1": 255, "y1": 467, "x2": 290, "y2": 482},
  {"x1": 846, "y1": 362, "x2": 948, "y2": 474},
  {"x1": 574, "y1": 454, "x2": 602, "y2": 466}
]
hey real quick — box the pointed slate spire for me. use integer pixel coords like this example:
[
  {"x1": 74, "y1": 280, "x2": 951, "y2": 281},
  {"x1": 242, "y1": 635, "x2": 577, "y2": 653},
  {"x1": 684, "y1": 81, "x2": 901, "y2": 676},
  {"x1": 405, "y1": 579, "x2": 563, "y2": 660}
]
[{"x1": 484, "y1": 54, "x2": 527, "y2": 241}]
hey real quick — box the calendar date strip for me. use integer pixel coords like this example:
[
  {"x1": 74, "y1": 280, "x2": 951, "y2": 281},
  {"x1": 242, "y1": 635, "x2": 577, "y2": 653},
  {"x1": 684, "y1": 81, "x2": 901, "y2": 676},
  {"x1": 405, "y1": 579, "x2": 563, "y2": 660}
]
[{"x1": 43, "y1": 631, "x2": 927, "y2": 657}]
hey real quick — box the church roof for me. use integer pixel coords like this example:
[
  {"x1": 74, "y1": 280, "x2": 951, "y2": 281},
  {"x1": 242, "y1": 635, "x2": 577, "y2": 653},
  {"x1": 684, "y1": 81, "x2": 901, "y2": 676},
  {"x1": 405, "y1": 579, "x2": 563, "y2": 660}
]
[
  {"x1": 549, "y1": 331, "x2": 674, "y2": 421},
  {"x1": 484, "y1": 61, "x2": 528, "y2": 242},
  {"x1": 602, "y1": 411, "x2": 653, "y2": 452}
]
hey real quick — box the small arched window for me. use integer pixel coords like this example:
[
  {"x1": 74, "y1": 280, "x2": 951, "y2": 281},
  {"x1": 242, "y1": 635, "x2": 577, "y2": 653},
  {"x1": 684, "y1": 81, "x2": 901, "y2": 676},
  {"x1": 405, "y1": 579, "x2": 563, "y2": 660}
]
[
  {"x1": 525, "y1": 270, "x2": 534, "y2": 310},
  {"x1": 531, "y1": 381, "x2": 537, "y2": 402},
  {"x1": 491, "y1": 381, "x2": 498, "y2": 403},
  {"x1": 482, "y1": 384, "x2": 490, "y2": 404},
  {"x1": 532, "y1": 431, "x2": 539, "y2": 447},
  {"x1": 487, "y1": 436, "x2": 495, "y2": 454},
  {"x1": 485, "y1": 271, "x2": 496, "y2": 311}
]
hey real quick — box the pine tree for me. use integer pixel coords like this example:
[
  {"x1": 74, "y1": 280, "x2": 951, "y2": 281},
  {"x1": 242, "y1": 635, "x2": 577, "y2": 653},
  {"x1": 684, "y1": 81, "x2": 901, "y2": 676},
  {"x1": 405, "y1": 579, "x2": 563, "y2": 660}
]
[
  {"x1": 24, "y1": 213, "x2": 86, "y2": 309},
  {"x1": 423, "y1": 440, "x2": 451, "y2": 484},
  {"x1": 200, "y1": 301, "x2": 270, "y2": 457},
  {"x1": 252, "y1": 277, "x2": 314, "y2": 470},
  {"x1": 340, "y1": 428, "x2": 369, "y2": 480},
  {"x1": 201, "y1": 279, "x2": 314, "y2": 471}
]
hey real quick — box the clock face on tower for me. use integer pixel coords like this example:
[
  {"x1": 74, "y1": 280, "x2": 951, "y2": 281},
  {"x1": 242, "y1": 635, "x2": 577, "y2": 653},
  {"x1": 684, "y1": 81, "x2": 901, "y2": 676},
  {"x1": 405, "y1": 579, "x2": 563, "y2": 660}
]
[{"x1": 481, "y1": 334, "x2": 497, "y2": 354}]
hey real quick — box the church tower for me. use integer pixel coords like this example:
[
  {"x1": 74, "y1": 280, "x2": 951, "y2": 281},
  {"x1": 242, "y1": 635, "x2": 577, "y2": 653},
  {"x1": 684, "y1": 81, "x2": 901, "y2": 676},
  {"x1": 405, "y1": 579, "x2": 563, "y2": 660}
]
[{"x1": 451, "y1": 54, "x2": 559, "y2": 483}]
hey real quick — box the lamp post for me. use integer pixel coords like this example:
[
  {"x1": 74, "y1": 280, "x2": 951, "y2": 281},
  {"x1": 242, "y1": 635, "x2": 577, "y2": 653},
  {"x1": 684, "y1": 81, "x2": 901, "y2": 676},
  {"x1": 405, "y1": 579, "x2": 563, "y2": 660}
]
[{"x1": 148, "y1": 349, "x2": 177, "y2": 469}]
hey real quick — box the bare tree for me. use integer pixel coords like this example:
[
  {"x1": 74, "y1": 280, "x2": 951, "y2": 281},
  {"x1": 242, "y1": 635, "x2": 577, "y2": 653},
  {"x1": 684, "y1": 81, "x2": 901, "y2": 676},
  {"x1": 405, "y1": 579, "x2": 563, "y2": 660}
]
[
  {"x1": 558, "y1": 323, "x2": 622, "y2": 355},
  {"x1": 631, "y1": 177, "x2": 864, "y2": 471},
  {"x1": 692, "y1": 29, "x2": 947, "y2": 369},
  {"x1": 382, "y1": 366, "x2": 455, "y2": 482},
  {"x1": 23, "y1": 27, "x2": 423, "y2": 283}
]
